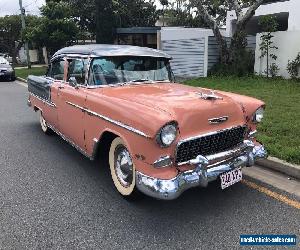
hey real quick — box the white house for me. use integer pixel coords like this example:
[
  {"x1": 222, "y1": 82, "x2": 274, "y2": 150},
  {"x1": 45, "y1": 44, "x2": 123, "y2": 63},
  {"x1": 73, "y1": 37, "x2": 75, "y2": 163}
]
[{"x1": 226, "y1": 0, "x2": 300, "y2": 78}]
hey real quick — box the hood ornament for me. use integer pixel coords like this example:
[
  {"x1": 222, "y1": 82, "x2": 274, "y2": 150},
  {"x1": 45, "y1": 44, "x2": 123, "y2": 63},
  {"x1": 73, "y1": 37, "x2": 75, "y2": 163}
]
[
  {"x1": 197, "y1": 91, "x2": 223, "y2": 100},
  {"x1": 208, "y1": 116, "x2": 229, "y2": 124}
]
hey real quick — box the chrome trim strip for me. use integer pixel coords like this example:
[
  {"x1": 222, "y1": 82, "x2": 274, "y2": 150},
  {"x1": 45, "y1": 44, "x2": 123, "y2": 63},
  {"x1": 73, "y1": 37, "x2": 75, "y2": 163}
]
[
  {"x1": 175, "y1": 125, "x2": 247, "y2": 165},
  {"x1": 29, "y1": 92, "x2": 56, "y2": 108},
  {"x1": 248, "y1": 130, "x2": 257, "y2": 138},
  {"x1": 153, "y1": 155, "x2": 173, "y2": 168},
  {"x1": 65, "y1": 101, "x2": 150, "y2": 138}
]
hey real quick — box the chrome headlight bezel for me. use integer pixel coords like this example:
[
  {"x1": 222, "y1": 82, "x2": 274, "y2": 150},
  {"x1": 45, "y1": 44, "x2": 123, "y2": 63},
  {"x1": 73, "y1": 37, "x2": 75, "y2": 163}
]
[
  {"x1": 156, "y1": 122, "x2": 178, "y2": 147},
  {"x1": 252, "y1": 106, "x2": 265, "y2": 123}
]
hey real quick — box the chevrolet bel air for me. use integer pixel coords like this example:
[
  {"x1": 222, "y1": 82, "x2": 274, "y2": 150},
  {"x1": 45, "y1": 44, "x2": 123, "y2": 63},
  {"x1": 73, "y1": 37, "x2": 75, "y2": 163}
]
[{"x1": 27, "y1": 44, "x2": 267, "y2": 200}]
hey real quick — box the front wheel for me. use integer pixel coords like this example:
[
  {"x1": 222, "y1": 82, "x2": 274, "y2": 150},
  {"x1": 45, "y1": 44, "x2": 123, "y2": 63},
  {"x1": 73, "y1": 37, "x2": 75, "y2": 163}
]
[
  {"x1": 39, "y1": 111, "x2": 52, "y2": 135},
  {"x1": 109, "y1": 137, "x2": 141, "y2": 200}
]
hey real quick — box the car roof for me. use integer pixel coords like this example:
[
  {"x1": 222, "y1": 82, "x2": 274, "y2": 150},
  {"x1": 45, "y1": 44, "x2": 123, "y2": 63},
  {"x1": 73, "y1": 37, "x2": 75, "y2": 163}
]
[{"x1": 52, "y1": 44, "x2": 171, "y2": 61}]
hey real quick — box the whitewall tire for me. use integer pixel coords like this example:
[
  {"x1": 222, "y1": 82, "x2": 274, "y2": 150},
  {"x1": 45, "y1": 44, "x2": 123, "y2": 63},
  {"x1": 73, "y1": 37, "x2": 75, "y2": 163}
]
[
  {"x1": 39, "y1": 111, "x2": 52, "y2": 135},
  {"x1": 109, "y1": 137, "x2": 140, "y2": 199}
]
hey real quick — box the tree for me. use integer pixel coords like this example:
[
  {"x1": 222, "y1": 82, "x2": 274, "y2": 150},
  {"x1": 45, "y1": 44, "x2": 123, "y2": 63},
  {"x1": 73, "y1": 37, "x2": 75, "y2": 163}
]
[
  {"x1": 189, "y1": 0, "x2": 267, "y2": 65},
  {"x1": 114, "y1": 0, "x2": 158, "y2": 28},
  {"x1": 0, "y1": 15, "x2": 40, "y2": 64},
  {"x1": 24, "y1": 1, "x2": 79, "y2": 56},
  {"x1": 65, "y1": 0, "x2": 158, "y2": 43},
  {"x1": 258, "y1": 15, "x2": 278, "y2": 77}
]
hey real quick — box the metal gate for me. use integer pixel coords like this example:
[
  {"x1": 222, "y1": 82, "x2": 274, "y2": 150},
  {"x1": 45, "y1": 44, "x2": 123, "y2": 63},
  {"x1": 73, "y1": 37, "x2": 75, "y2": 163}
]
[{"x1": 161, "y1": 38, "x2": 205, "y2": 77}]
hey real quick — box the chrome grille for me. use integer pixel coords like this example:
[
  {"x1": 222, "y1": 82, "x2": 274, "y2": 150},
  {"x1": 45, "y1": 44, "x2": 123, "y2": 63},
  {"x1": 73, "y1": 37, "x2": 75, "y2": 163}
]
[{"x1": 175, "y1": 126, "x2": 247, "y2": 164}]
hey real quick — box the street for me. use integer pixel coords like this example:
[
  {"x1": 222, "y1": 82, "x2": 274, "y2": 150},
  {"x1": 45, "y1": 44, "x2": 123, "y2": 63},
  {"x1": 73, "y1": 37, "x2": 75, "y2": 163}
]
[{"x1": 0, "y1": 81, "x2": 299, "y2": 249}]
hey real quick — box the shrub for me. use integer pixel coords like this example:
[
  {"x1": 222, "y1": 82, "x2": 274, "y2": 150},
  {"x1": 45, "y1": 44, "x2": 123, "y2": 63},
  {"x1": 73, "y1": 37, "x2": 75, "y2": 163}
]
[
  {"x1": 208, "y1": 49, "x2": 255, "y2": 77},
  {"x1": 287, "y1": 53, "x2": 300, "y2": 79},
  {"x1": 269, "y1": 63, "x2": 279, "y2": 78}
]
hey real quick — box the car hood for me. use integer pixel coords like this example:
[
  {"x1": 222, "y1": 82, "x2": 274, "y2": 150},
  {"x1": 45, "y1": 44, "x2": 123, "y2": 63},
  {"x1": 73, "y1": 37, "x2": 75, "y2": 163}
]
[{"x1": 100, "y1": 83, "x2": 246, "y2": 138}]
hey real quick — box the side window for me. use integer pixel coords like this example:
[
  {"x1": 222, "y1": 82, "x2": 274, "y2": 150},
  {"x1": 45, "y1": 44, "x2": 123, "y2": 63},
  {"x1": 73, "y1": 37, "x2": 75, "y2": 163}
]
[
  {"x1": 67, "y1": 58, "x2": 88, "y2": 85},
  {"x1": 49, "y1": 59, "x2": 64, "y2": 80},
  {"x1": 88, "y1": 58, "x2": 119, "y2": 86}
]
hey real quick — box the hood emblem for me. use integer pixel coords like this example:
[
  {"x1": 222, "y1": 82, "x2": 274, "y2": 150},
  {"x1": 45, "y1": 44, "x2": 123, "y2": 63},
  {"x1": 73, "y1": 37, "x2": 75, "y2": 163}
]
[
  {"x1": 208, "y1": 116, "x2": 229, "y2": 124},
  {"x1": 197, "y1": 91, "x2": 223, "y2": 100}
]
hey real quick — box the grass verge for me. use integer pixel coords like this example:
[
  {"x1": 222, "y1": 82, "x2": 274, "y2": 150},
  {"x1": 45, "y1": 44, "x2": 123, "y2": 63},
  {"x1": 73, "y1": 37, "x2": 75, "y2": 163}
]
[
  {"x1": 15, "y1": 66, "x2": 47, "y2": 79},
  {"x1": 184, "y1": 76, "x2": 300, "y2": 165}
]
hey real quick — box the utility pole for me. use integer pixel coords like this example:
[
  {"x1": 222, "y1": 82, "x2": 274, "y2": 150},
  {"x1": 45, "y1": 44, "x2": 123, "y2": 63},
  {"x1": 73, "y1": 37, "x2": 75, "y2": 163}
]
[{"x1": 19, "y1": 0, "x2": 31, "y2": 68}]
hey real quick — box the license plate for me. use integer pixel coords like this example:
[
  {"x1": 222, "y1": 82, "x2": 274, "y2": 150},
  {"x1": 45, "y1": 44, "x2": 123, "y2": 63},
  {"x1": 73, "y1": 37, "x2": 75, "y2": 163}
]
[{"x1": 220, "y1": 167, "x2": 242, "y2": 189}]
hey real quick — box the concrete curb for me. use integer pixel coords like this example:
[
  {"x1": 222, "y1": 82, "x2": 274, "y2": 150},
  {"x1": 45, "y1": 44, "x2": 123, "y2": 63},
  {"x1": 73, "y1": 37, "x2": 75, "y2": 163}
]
[
  {"x1": 16, "y1": 77, "x2": 27, "y2": 83},
  {"x1": 256, "y1": 157, "x2": 300, "y2": 180}
]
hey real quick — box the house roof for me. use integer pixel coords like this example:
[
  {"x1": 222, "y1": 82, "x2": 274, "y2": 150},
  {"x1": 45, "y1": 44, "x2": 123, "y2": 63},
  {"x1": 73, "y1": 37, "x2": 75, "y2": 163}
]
[{"x1": 52, "y1": 44, "x2": 171, "y2": 61}]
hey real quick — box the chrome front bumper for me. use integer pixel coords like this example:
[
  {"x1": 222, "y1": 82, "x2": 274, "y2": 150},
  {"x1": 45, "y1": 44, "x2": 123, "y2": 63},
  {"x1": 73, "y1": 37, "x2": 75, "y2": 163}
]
[{"x1": 135, "y1": 140, "x2": 267, "y2": 200}]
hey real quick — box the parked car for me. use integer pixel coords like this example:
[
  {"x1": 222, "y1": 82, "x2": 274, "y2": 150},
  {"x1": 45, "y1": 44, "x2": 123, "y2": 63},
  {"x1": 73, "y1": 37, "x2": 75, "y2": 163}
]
[
  {"x1": 0, "y1": 57, "x2": 15, "y2": 81},
  {"x1": 27, "y1": 45, "x2": 267, "y2": 200}
]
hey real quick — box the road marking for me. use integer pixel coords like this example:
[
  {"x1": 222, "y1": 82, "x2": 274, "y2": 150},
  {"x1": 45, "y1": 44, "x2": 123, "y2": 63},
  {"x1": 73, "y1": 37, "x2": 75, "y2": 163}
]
[
  {"x1": 16, "y1": 80, "x2": 27, "y2": 88},
  {"x1": 242, "y1": 179, "x2": 300, "y2": 209}
]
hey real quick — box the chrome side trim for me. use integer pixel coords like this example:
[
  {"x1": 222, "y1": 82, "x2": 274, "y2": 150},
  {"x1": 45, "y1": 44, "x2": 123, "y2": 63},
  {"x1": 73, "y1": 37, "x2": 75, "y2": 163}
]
[
  {"x1": 29, "y1": 92, "x2": 56, "y2": 108},
  {"x1": 65, "y1": 101, "x2": 151, "y2": 138},
  {"x1": 47, "y1": 123, "x2": 94, "y2": 160},
  {"x1": 175, "y1": 125, "x2": 247, "y2": 165}
]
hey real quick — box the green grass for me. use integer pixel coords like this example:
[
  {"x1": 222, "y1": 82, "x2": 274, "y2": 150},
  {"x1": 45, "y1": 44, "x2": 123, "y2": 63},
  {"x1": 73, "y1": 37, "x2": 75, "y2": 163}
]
[
  {"x1": 15, "y1": 66, "x2": 47, "y2": 79},
  {"x1": 185, "y1": 76, "x2": 300, "y2": 165}
]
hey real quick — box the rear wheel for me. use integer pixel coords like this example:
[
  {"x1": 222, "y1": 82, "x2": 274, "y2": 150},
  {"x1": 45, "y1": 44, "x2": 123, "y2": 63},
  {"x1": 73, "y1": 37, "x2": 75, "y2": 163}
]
[
  {"x1": 39, "y1": 111, "x2": 52, "y2": 135},
  {"x1": 109, "y1": 137, "x2": 141, "y2": 200}
]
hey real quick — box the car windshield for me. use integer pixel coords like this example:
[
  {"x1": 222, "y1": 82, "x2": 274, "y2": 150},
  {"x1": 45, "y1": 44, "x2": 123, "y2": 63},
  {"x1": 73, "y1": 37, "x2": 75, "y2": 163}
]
[
  {"x1": 88, "y1": 56, "x2": 173, "y2": 86},
  {"x1": 0, "y1": 57, "x2": 9, "y2": 64}
]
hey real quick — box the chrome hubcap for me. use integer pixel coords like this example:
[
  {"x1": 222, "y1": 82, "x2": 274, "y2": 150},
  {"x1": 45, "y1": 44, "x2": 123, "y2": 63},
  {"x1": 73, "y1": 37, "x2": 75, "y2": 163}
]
[{"x1": 114, "y1": 145, "x2": 133, "y2": 187}]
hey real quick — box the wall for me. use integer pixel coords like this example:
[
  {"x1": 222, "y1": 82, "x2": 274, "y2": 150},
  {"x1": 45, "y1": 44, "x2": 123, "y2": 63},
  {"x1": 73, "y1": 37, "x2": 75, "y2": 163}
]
[
  {"x1": 226, "y1": 0, "x2": 300, "y2": 37},
  {"x1": 19, "y1": 47, "x2": 39, "y2": 63},
  {"x1": 254, "y1": 30, "x2": 300, "y2": 78}
]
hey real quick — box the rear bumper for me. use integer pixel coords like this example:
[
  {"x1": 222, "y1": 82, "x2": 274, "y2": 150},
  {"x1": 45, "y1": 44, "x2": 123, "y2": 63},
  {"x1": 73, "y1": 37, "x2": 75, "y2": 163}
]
[{"x1": 135, "y1": 140, "x2": 267, "y2": 200}]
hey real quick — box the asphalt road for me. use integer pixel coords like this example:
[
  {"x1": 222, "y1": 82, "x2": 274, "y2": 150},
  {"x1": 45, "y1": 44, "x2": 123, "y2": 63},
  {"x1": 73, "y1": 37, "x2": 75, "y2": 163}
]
[{"x1": 0, "y1": 80, "x2": 299, "y2": 249}]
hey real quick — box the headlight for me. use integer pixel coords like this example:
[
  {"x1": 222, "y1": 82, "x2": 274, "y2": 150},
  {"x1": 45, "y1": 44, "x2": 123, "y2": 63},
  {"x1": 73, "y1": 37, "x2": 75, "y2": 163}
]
[
  {"x1": 157, "y1": 123, "x2": 177, "y2": 147},
  {"x1": 253, "y1": 107, "x2": 264, "y2": 123}
]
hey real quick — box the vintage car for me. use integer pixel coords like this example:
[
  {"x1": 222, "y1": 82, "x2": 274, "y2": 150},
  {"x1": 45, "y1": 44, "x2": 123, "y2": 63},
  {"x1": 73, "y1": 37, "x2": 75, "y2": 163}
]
[{"x1": 27, "y1": 44, "x2": 267, "y2": 200}]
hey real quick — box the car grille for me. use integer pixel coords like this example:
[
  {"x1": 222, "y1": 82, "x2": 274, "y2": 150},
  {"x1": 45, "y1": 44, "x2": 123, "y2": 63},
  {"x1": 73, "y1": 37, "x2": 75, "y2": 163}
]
[{"x1": 175, "y1": 126, "x2": 247, "y2": 164}]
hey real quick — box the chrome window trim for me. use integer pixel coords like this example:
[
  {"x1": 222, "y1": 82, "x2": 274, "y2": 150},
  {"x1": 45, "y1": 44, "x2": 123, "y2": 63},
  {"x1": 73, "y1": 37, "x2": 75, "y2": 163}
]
[
  {"x1": 65, "y1": 101, "x2": 150, "y2": 138},
  {"x1": 29, "y1": 92, "x2": 56, "y2": 108},
  {"x1": 175, "y1": 125, "x2": 247, "y2": 165}
]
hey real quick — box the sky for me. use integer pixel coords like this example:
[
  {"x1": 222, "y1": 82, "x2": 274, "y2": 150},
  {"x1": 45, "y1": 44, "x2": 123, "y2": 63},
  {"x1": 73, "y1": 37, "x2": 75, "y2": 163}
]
[
  {"x1": 0, "y1": 0, "x2": 45, "y2": 16},
  {"x1": 0, "y1": 0, "x2": 163, "y2": 17}
]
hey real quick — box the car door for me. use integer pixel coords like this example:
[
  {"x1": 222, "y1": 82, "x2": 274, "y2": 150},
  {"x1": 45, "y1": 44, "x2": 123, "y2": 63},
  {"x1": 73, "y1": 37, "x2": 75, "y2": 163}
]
[
  {"x1": 56, "y1": 58, "x2": 88, "y2": 151},
  {"x1": 42, "y1": 58, "x2": 65, "y2": 128}
]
